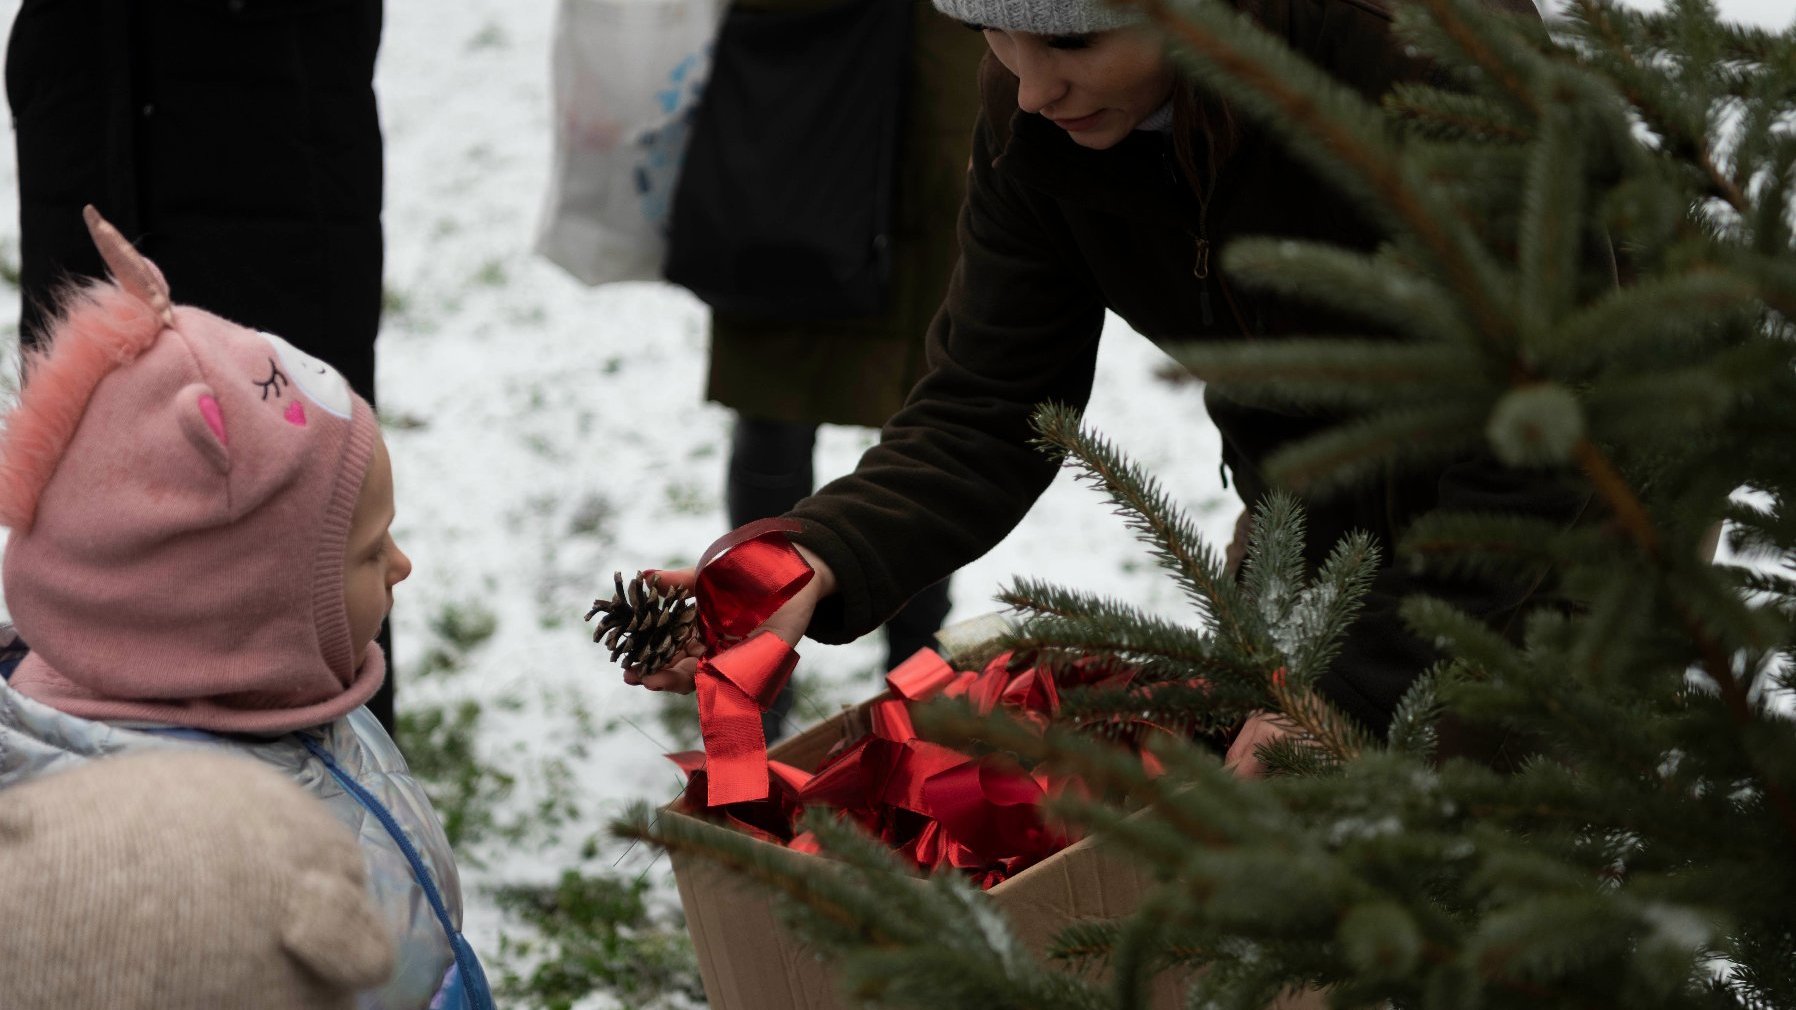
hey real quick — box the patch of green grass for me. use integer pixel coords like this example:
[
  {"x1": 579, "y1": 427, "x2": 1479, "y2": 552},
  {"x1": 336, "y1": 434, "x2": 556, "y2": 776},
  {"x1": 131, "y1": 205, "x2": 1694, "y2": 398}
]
[
  {"x1": 467, "y1": 23, "x2": 509, "y2": 50},
  {"x1": 472, "y1": 258, "x2": 508, "y2": 288},
  {"x1": 417, "y1": 600, "x2": 499, "y2": 679},
  {"x1": 380, "y1": 283, "x2": 411, "y2": 320},
  {"x1": 396, "y1": 699, "x2": 515, "y2": 852},
  {"x1": 494, "y1": 868, "x2": 703, "y2": 1010},
  {"x1": 566, "y1": 493, "x2": 615, "y2": 539},
  {"x1": 655, "y1": 691, "x2": 703, "y2": 751},
  {"x1": 378, "y1": 410, "x2": 430, "y2": 431},
  {"x1": 433, "y1": 602, "x2": 500, "y2": 652},
  {"x1": 662, "y1": 480, "x2": 712, "y2": 517}
]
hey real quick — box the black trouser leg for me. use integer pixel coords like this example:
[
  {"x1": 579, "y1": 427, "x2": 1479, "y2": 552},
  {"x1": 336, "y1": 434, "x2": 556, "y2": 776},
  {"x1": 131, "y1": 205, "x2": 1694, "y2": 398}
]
[
  {"x1": 727, "y1": 416, "x2": 818, "y2": 530},
  {"x1": 727, "y1": 417, "x2": 817, "y2": 743},
  {"x1": 884, "y1": 577, "x2": 953, "y2": 670}
]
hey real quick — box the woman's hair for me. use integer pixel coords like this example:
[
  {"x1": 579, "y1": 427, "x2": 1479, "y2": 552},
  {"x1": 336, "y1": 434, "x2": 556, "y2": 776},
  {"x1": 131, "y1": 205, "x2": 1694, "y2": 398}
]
[{"x1": 1168, "y1": 71, "x2": 1241, "y2": 200}]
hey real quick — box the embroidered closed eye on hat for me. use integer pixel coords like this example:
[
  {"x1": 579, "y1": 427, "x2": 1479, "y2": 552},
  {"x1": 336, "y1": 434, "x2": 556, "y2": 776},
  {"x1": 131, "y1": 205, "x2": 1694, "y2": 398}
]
[
  {"x1": 0, "y1": 207, "x2": 384, "y2": 734},
  {"x1": 931, "y1": 0, "x2": 1142, "y2": 37}
]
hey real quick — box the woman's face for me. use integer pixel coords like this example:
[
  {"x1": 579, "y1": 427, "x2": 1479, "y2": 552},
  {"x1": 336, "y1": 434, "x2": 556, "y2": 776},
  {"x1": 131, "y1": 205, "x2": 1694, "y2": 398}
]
[{"x1": 977, "y1": 25, "x2": 1175, "y2": 151}]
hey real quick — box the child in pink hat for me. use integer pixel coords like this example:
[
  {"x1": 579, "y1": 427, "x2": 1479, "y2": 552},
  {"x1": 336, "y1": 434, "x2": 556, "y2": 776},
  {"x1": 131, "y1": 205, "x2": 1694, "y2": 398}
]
[{"x1": 0, "y1": 208, "x2": 487, "y2": 1010}]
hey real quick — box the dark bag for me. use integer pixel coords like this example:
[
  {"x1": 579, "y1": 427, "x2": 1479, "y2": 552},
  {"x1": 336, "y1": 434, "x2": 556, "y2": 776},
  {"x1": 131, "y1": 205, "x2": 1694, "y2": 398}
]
[{"x1": 663, "y1": 0, "x2": 910, "y2": 318}]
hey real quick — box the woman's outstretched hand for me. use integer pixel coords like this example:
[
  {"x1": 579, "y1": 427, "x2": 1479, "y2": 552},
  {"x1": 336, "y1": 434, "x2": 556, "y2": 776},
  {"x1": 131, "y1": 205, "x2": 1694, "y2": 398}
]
[
  {"x1": 622, "y1": 545, "x2": 837, "y2": 695},
  {"x1": 1222, "y1": 710, "x2": 1296, "y2": 779}
]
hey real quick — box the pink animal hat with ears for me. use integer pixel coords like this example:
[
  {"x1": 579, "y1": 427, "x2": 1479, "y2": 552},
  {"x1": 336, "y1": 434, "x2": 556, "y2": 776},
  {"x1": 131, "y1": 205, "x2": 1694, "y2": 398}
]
[{"x1": 0, "y1": 207, "x2": 384, "y2": 734}]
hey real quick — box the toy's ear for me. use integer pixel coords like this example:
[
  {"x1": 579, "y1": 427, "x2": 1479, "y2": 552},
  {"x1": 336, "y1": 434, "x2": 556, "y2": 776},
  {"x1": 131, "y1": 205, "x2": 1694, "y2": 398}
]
[
  {"x1": 176, "y1": 384, "x2": 232, "y2": 474},
  {"x1": 82, "y1": 205, "x2": 175, "y2": 328},
  {"x1": 281, "y1": 868, "x2": 395, "y2": 990}
]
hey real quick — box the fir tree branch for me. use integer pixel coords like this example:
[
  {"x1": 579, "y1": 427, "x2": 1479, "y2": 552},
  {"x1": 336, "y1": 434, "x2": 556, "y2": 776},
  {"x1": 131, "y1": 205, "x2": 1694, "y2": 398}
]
[
  {"x1": 1537, "y1": 268, "x2": 1757, "y2": 374},
  {"x1": 1385, "y1": 82, "x2": 1533, "y2": 143},
  {"x1": 1406, "y1": 0, "x2": 1542, "y2": 111},
  {"x1": 611, "y1": 804, "x2": 908, "y2": 947},
  {"x1": 1671, "y1": 596, "x2": 1796, "y2": 850},
  {"x1": 1288, "y1": 530, "x2": 1382, "y2": 685},
  {"x1": 1516, "y1": 71, "x2": 1587, "y2": 339},
  {"x1": 1134, "y1": 0, "x2": 1515, "y2": 344},
  {"x1": 1568, "y1": 434, "x2": 1796, "y2": 849},
  {"x1": 1266, "y1": 680, "x2": 1372, "y2": 765},
  {"x1": 1571, "y1": 437, "x2": 1662, "y2": 556},
  {"x1": 1172, "y1": 339, "x2": 1482, "y2": 410},
  {"x1": 1571, "y1": 0, "x2": 1751, "y2": 215},
  {"x1": 1031, "y1": 405, "x2": 1258, "y2": 654},
  {"x1": 997, "y1": 578, "x2": 1226, "y2": 668},
  {"x1": 1216, "y1": 239, "x2": 1477, "y2": 346},
  {"x1": 1264, "y1": 400, "x2": 1486, "y2": 493}
]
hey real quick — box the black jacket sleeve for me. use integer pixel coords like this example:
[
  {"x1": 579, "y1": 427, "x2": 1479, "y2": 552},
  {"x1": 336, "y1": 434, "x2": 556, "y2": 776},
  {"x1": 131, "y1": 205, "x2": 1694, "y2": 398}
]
[{"x1": 788, "y1": 111, "x2": 1108, "y2": 642}]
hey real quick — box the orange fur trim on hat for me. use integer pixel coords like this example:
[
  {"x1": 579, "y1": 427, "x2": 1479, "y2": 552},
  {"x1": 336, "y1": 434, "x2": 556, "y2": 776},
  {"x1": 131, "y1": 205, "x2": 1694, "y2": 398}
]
[{"x1": 0, "y1": 282, "x2": 167, "y2": 531}]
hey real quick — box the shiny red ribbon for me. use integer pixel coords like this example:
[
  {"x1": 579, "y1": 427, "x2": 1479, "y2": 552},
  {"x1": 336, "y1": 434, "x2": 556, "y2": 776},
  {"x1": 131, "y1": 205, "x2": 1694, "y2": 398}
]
[
  {"x1": 673, "y1": 643, "x2": 1175, "y2": 889},
  {"x1": 668, "y1": 750, "x2": 811, "y2": 842},
  {"x1": 691, "y1": 519, "x2": 813, "y2": 806}
]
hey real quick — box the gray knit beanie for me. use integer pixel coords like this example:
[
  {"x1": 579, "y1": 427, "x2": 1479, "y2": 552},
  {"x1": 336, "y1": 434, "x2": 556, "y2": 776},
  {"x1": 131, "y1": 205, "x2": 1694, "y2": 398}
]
[
  {"x1": 0, "y1": 750, "x2": 395, "y2": 1010},
  {"x1": 931, "y1": 0, "x2": 1142, "y2": 35}
]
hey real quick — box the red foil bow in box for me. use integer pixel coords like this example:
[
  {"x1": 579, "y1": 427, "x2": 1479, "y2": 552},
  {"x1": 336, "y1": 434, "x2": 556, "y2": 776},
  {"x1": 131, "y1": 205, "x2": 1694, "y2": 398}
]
[
  {"x1": 689, "y1": 518, "x2": 814, "y2": 806},
  {"x1": 673, "y1": 647, "x2": 1138, "y2": 888}
]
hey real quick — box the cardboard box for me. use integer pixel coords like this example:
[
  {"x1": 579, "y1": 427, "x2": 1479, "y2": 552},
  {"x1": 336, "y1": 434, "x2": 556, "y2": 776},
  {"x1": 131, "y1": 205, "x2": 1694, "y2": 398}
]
[{"x1": 666, "y1": 693, "x2": 1177, "y2": 1010}]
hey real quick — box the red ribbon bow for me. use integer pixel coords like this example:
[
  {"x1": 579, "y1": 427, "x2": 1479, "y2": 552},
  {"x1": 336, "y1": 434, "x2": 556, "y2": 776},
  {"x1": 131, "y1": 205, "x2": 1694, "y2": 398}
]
[
  {"x1": 671, "y1": 641, "x2": 1183, "y2": 889},
  {"x1": 691, "y1": 518, "x2": 814, "y2": 805}
]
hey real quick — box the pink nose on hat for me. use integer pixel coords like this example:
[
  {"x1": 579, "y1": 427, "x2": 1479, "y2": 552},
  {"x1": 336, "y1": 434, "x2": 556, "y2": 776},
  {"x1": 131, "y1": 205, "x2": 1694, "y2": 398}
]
[{"x1": 0, "y1": 206, "x2": 386, "y2": 735}]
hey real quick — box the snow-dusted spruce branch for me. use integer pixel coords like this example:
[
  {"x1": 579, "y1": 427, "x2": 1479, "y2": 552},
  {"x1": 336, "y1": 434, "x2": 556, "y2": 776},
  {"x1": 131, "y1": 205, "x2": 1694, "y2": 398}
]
[
  {"x1": 1029, "y1": 404, "x2": 1259, "y2": 658},
  {"x1": 1266, "y1": 677, "x2": 1374, "y2": 766},
  {"x1": 1122, "y1": 0, "x2": 1515, "y2": 344},
  {"x1": 995, "y1": 577, "x2": 1225, "y2": 667},
  {"x1": 1028, "y1": 408, "x2": 1382, "y2": 768}
]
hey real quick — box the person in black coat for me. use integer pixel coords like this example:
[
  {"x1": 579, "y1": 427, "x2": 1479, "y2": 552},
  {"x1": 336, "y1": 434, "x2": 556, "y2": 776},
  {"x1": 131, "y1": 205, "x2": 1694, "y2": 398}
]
[{"x1": 6, "y1": 0, "x2": 398, "y2": 733}]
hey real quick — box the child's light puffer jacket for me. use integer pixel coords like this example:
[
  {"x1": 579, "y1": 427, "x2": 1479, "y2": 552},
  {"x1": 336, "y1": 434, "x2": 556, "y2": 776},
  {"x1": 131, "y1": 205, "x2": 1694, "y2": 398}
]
[{"x1": 0, "y1": 680, "x2": 458, "y2": 1010}]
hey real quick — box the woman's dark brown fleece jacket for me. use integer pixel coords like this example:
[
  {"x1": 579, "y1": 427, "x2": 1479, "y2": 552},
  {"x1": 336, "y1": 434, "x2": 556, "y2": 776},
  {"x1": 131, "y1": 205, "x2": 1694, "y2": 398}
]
[{"x1": 789, "y1": 0, "x2": 1578, "y2": 735}]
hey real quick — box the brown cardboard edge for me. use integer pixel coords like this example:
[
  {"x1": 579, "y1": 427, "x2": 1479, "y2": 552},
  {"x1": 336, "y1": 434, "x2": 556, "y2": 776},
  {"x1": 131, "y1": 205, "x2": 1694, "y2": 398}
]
[{"x1": 667, "y1": 692, "x2": 1197, "y2": 1009}]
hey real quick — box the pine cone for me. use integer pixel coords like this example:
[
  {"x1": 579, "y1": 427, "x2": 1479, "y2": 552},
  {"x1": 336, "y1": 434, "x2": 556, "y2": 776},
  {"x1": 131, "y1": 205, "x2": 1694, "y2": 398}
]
[{"x1": 586, "y1": 571, "x2": 698, "y2": 671}]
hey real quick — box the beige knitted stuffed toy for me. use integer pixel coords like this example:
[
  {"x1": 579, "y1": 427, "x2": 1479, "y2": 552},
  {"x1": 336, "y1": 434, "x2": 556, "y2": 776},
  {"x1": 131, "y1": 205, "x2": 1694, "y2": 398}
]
[{"x1": 0, "y1": 749, "x2": 395, "y2": 1009}]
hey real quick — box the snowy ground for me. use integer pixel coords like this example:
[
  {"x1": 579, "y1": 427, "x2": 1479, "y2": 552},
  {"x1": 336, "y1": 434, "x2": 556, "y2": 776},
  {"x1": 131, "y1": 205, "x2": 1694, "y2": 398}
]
[{"x1": 0, "y1": 0, "x2": 1788, "y2": 1003}]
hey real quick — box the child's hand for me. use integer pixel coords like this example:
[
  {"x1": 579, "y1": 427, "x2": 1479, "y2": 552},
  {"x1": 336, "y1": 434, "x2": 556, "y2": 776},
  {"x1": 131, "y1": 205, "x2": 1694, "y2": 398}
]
[{"x1": 622, "y1": 547, "x2": 837, "y2": 694}]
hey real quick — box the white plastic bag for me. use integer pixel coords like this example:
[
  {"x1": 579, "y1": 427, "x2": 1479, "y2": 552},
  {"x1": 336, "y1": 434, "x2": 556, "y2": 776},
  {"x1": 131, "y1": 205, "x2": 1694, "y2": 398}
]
[{"x1": 534, "y1": 0, "x2": 717, "y2": 285}]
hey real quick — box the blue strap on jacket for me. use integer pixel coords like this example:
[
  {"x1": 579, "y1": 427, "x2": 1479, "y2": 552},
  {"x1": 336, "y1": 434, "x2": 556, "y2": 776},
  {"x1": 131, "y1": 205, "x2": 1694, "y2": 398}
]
[
  {"x1": 299, "y1": 735, "x2": 495, "y2": 1010},
  {"x1": 0, "y1": 626, "x2": 28, "y2": 681}
]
